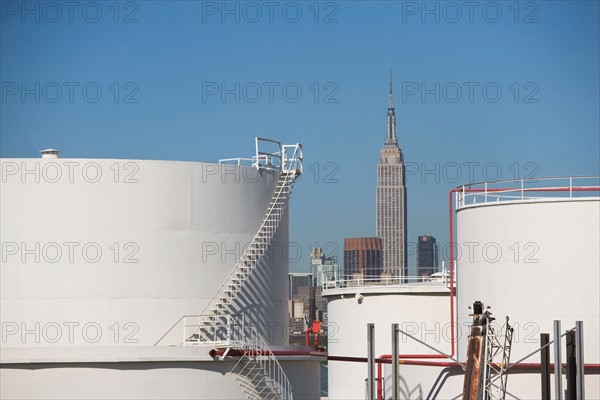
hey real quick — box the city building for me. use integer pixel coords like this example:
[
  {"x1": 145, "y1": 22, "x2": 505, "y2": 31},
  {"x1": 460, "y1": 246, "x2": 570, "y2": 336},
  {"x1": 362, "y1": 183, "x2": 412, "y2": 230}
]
[
  {"x1": 288, "y1": 272, "x2": 313, "y2": 300},
  {"x1": 298, "y1": 286, "x2": 317, "y2": 322},
  {"x1": 343, "y1": 237, "x2": 382, "y2": 278},
  {"x1": 416, "y1": 235, "x2": 439, "y2": 277},
  {"x1": 310, "y1": 246, "x2": 343, "y2": 288},
  {"x1": 376, "y1": 74, "x2": 408, "y2": 278},
  {"x1": 288, "y1": 272, "x2": 315, "y2": 337}
]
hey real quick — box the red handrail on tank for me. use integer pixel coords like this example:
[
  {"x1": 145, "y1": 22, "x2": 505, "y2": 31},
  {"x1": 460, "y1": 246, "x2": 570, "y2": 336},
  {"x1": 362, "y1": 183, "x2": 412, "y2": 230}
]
[{"x1": 372, "y1": 182, "x2": 600, "y2": 400}]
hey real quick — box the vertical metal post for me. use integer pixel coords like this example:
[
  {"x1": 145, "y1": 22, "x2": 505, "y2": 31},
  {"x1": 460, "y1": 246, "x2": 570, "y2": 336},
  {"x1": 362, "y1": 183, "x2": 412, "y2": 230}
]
[
  {"x1": 484, "y1": 182, "x2": 488, "y2": 202},
  {"x1": 367, "y1": 323, "x2": 375, "y2": 400},
  {"x1": 554, "y1": 320, "x2": 563, "y2": 400},
  {"x1": 566, "y1": 330, "x2": 576, "y2": 400},
  {"x1": 569, "y1": 177, "x2": 573, "y2": 198},
  {"x1": 575, "y1": 321, "x2": 585, "y2": 400},
  {"x1": 392, "y1": 323, "x2": 399, "y2": 400},
  {"x1": 541, "y1": 333, "x2": 551, "y2": 400},
  {"x1": 521, "y1": 179, "x2": 525, "y2": 200},
  {"x1": 255, "y1": 137, "x2": 260, "y2": 168}
]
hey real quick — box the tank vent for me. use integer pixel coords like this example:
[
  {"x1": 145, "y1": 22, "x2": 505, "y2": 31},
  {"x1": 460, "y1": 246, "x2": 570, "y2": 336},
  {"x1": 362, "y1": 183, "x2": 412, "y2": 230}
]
[{"x1": 40, "y1": 149, "x2": 60, "y2": 159}]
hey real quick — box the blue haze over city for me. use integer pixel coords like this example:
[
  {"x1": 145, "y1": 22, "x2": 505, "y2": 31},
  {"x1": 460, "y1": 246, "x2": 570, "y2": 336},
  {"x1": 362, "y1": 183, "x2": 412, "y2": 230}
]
[{"x1": 1, "y1": 1, "x2": 599, "y2": 274}]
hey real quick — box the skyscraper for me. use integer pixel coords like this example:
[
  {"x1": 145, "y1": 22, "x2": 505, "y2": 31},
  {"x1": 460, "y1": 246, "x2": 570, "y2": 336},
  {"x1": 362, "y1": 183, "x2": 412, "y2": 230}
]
[
  {"x1": 376, "y1": 73, "x2": 408, "y2": 278},
  {"x1": 417, "y1": 235, "x2": 438, "y2": 277},
  {"x1": 310, "y1": 247, "x2": 342, "y2": 288},
  {"x1": 343, "y1": 237, "x2": 382, "y2": 278},
  {"x1": 288, "y1": 272, "x2": 313, "y2": 300}
]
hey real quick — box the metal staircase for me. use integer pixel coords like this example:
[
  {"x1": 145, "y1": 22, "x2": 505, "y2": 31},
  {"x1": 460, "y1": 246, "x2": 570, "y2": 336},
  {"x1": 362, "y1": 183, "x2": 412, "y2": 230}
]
[
  {"x1": 192, "y1": 168, "x2": 298, "y2": 336},
  {"x1": 187, "y1": 138, "x2": 302, "y2": 400},
  {"x1": 230, "y1": 322, "x2": 293, "y2": 400}
]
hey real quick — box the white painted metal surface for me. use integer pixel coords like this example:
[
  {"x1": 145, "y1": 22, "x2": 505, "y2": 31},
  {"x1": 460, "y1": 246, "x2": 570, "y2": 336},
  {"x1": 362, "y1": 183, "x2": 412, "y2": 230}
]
[
  {"x1": 1, "y1": 158, "x2": 289, "y2": 348},
  {"x1": 456, "y1": 193, "x2": 600, "y2": 399},
  {"x1": 323, "y1": 285, "x2": 453, "y2": 399},
  {"x1": 0, "y1": 152, "x2": 320, "y2": 400},
  {"x1": 0, "y1": 346, "x2": 321, "y2": 399}
]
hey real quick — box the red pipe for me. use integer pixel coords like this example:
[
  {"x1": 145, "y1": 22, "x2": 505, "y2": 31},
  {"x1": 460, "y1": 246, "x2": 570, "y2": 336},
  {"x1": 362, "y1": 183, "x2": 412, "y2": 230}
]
[
  {"x1": 377, "y1": 357, "x2": 384, "y2": 400},
  {"x1": 328, "y1": 353, "x2": 600, "y2": 399},
  {"x1": 211, "y1": 348, "x2": 325, "y2": 357},
  {"x1": 327, "y1": 355, "x2": 600, "y2": 370}
]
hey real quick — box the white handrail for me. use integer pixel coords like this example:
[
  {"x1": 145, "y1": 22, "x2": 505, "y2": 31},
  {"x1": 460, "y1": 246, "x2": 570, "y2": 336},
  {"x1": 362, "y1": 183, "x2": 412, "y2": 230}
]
[
  {"x1": 323, "y1": 274, "x2": 455, "y2": 290},
  {"x1": 456, "y1": 176, "x2": 599, "y2": 209}
]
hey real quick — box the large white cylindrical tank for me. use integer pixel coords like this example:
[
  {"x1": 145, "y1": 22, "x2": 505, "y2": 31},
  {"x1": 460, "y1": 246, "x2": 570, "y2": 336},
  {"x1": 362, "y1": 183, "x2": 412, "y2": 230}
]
[
  {"x1": 0, "y1": 158, "x2": 289, "y2": 348},
  {"x1": 323, "y1": 285, "x2": 457, "y2": 399},
  {"x1": 456, "y1": 197, "x2": 600, "y2": 398}
]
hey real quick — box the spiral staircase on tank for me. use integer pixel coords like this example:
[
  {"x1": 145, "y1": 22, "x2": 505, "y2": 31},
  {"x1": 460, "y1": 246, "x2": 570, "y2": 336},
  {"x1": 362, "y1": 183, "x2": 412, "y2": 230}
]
[{"x1": 161, "y1": 138, "x2": 302, "y2": 400}]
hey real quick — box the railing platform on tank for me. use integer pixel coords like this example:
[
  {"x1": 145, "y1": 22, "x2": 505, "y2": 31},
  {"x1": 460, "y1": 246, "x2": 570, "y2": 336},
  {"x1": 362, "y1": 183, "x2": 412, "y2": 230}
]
[
  {"x1": 218, "y1": 137, "x2": 303, "y2": 174},
  {"x1": 456, "y1": 176, "x2": 600, "y2": 210},
  {"x1": 183, "y1": 314, "x2": 247, "y2": 348},
  {"x1": 323, "y1": 273, "x2": 454, "y2": 290}
]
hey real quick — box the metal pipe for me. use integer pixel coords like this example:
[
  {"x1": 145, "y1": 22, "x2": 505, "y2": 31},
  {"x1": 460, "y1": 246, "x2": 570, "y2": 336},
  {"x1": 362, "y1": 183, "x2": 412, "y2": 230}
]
[
  {"x1": 377, "y1": 361, "x2": 383, "y2": 400},
  {"x1": 554, "y1": 320, "x2": 563, "y2": 400},
  {"x1": 392, "y1": 324, "x2": 399, "y2": 400},
  {"x1": 541, "y1": 333, "x2": 551, "y2": 400},
  {"x1": 327, "y1": 355, "x2": 600, "y2": 370},
  {"x1": 566, "y1": 330, "x2": 576, "y2": 400},
  {"x1": 576, "y1": 321, "x2": 585, "y2": 400},
  {"x1": 368, "y1": 323, "x2": 375, "y2": 400},
  {"x1": 448, "y1": 189, "x2": 457, "y2": 360}
]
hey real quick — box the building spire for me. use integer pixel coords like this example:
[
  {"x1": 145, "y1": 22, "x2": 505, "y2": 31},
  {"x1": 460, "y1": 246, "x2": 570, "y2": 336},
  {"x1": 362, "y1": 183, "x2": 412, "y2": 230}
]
[
  {"x1": 386, "y1": 70, "x2": 397, "y2": 144},
  {"x1": 389, "y1": 69, "x2": 393, "y2": 108}
]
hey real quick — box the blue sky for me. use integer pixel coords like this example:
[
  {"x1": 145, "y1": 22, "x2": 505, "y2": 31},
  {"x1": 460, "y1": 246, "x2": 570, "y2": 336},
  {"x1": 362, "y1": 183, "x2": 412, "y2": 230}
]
[{"x1": 2, "y1": 1, "x2": 599, "y2": 274}]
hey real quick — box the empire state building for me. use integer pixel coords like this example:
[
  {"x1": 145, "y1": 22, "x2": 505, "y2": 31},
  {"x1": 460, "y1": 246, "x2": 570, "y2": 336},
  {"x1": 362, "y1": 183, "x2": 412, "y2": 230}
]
[{"x1": 376, "y1": 75, "x2": 408, "y2": 279}]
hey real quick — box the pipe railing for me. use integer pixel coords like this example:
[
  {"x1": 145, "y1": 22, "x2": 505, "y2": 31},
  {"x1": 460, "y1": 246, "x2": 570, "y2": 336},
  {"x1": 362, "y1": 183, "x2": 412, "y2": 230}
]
[
  {"x1": 323, "y1": 274, "x2": 454, "y2": 290},
  {"x1": 281, "y1": 143, "x2": 303, "y2": 174},
  {"x1": 456, "y1": 176, "x2": 600, "y2": 209},
  {"x1": 219, "y1": 155, "x2": 275, "y2": 168},
  {"x1": 231, "y1": 318, "x2": 294, "y2": 400},
  {"x1": 219, "y1": 138, "x2": 303, "y2": 175},
  {"x1": 254, "y1": 137, "x2": 284, "y2": 170}
]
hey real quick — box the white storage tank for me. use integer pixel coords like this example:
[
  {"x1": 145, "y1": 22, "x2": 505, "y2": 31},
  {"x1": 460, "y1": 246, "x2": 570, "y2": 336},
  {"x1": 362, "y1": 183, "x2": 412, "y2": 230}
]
[
  {"x1": 0, "y1": 141, "x2": 323, "y2": 400},
  {"x1": 323, "y1": 282, "x2": 455, "y2": 399},
  {"x1": 455, "y1": 177, "x2": 600, "y2": 398}
]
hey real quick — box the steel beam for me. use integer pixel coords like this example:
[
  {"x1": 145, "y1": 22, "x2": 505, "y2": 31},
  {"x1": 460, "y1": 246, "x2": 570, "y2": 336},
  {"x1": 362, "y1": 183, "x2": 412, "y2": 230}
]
[
  {"x1": 392, "y1": 323, "x2": 399, "y2": 400},
  {"x1": 541, "y1": 333, "x2": 551, "y2": 400},
  {"x1": 575, "y1": 321, "x2": 585, "y2": 400},
  {"x1": 554, "y1": 320, "x2": 563, "y2": 400},
  {"x1": 367, "y1": 323, "x2": 375, "y2": 400}
]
